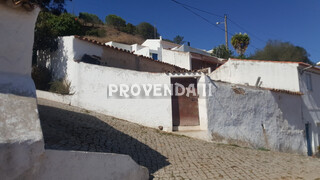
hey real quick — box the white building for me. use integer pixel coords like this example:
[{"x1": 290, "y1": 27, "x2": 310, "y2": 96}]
[
  {"x1": 208, "y1": 58, "x2": 320, "y2": 156},
  {"x1": 106, "y1": 37, "x2": 225, "y2": 71}
]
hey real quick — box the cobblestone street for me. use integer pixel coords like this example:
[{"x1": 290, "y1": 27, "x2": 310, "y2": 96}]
[{"x1": 38, "y1": 98, "x2": 320, "y2": 180}]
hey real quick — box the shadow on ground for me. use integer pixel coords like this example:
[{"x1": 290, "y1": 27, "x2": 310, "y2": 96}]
[{"x1": 38, "y1": 104, "x2": 170, "y2": 178}]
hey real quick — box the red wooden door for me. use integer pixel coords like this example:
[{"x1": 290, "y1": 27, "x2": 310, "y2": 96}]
[{"x1": 171, "y1": 78, "x2": 200, "y2": 126}]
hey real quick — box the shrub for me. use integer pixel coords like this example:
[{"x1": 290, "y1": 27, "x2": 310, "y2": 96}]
[
  {"x1": 135, "y1": 22, "x2": 159, "y2": 39},
  {"x1": 86, "y1": 28, "x2": 106, "y2": 37},
  {"x1": 49, "y1": 80, "x2": 71, "y2": 95},
  {"x1": 105, "y1": 14, "x2": 126, "y2": 30},
  {"x1": 32, "y1": 66, "x2": 52, "y2": 90},
  {"x1": 79, "y1": 12, "x2": 103, "y2": 25},
  {"x1": 123, "y1": 23, "x2": 136, "y2": 34}
]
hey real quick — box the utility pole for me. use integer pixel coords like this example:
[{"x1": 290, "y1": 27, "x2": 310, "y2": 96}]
[
  {"x1": 216, "y1": 14, "x2": 229, "y2": 50},
  {"x1": 224, "y1": 14, "x2": 228, "y2": 50}
]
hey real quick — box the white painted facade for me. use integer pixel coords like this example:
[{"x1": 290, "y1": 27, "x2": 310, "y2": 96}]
[
  {"x1": 204, "y1": 79, "x2": 307, "y2": 154},
  {"x1": 172, "y1": 44, "x2": 212, "y2": 56},
  {"x1": 38, "y1": 36, "x2": 173, "y2": 131},
  {"x1": 162, "y1": 49, "x2": 191, "y2": 70},
  {"x1": 38, "y1": 36, "x2": 210, "y2": 132},
  {"x1": 105, "y1": 41, "x2": 132, "y2": 52},
  {"x1": 210, "y1": 59, "x2": 301, "y2": 92},
  {"x1": 104, "y1": 37, "x2": 222, "y2": 70},
  {"x1": 208, "y1": 59, "x2": 320, "y2": 155},
  {"x1": 299, "y1": 70, "x2": 320, "y2": 155}
]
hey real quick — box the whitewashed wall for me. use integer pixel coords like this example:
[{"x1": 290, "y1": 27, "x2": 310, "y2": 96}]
[
  {"x1": 299, "y1": 70, "x2": 320, "y2": 154},
  {"x1": 39, "y1": 37, "x2": 173, "y2": 131},
  {"x1": 206, "y1": 77, "x2": 308, "y2": 155},
  {"x1": 132, "y1": 44, "x2": 150, "y2": 57},
  {"x1": 210, "y1": 59, "x2": 301, "y2": 92},
  {"x1": 162, "y1": 49, "x2": 191, "y2": 70},
  {"x1": 105, "y1": 41, "x2": 132, "y2": 52},
  {"x1": 38, "y1": 36, "x2": 103, "y2": 81},
  {"x1": 70, "y1": 63, "x2": 173, "y2": 131},
  {"x1": 0, "y1": 4, "x2": 43, "y2": 179},
  {"x1": 38, "y1": 37, "x2": 211, "y2": 132}
]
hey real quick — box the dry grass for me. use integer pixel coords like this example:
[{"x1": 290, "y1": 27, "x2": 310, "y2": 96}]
[{"x1": 84, "y1": 26, "x2": 145, "y2": 45}]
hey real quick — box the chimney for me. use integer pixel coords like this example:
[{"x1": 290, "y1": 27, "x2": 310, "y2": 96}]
[{"x1": 187, "y1": 42, "x2": 190, "y2": 46}]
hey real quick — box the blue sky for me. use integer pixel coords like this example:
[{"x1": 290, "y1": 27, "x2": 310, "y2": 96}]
[{"x1": 65, "y1": 0, "x2": 320, "y2": 63}]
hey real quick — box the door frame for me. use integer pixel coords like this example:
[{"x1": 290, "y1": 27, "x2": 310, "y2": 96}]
[{"x1": 171, "y1": 77, "x2": 200, "y2": 128}]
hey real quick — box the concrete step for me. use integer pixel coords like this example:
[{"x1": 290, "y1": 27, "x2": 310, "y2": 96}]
[
  {"x1": 172, "y1": 129, "x2": 211, "y2": 141},
  {"x1": 172, "y1": 125, "x2": 201, "y2": 131}
]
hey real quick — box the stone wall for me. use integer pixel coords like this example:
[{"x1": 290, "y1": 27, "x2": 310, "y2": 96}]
[{"x1": 206, "y1": 78, "x2": 308, "y2": 154}]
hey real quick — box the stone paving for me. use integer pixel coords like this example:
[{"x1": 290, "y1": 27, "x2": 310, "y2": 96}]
[{"x1": 38, "y1": 98, "x2": 320, "y2": 180}]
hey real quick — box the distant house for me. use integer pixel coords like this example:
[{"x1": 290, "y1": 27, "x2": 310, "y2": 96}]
[
  {"x1": 37, "y1": 36, "x2": 185, "y2": 77},
  {"x1": 105, "y1": 37, "x2": 225, "y2": 71}
]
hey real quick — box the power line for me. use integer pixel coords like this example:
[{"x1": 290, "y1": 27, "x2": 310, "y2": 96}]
[
  {"x1": 227, "y1": 17, "x2": 267, "y2": 43},
  {"x1": 171, "y1": 0, "x2": 234, "y2": 36},
  {"x1": 171, "y1": 0, "x2": 265, "y2": 49},
  {"x1": 171, "y1": 0, "x2": 223, "y2": 18}
]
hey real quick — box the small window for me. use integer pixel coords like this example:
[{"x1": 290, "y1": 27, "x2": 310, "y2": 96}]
[
  {"x1": 152, "y1": 53, "x2": 158, "y2": 60},
  {"x1": 306, "y1": 74, "x2": 312, "y2": 91}
]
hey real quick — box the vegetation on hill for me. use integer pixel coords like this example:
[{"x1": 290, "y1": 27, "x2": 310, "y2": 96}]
[
  {"x1": 32, "y1": 0, "x2": 314, "y2": 65},
  {"x1": 79, "y1": 12, "x2": 103, "y2": 25},
  {"x1": 249, "y1": 40, "x2": 312, "y2": 64},
  {"x1": 33, "y1": 7, "x2": 160, "y2": 58},
  {"x1": 84, "y1": 26, "x2": 145, "y2": 45}
]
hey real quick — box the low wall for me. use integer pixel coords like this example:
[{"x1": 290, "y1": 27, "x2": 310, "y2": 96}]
[
  {"x1": 210, "y1": 59, "x2": 301, "y2": 92},
  {"x1": 206, "y1": 78, "x2": 308, "y2": 155},
  {"x1": 37, "y1": 90, "x2": 72, "y2": 104},
  {"x1": 38, "y1": 61, "x2": 173, "y2": 131},
  {"x1": 35, "y1": 150, "x2": 148, "y2": 180}
]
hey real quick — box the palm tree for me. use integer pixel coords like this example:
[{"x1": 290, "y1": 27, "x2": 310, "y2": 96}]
[{"x1": 231, "y1": 33, "x2": 250, "y2": 58}]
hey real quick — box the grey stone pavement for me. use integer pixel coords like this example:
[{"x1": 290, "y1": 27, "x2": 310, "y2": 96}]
[{"x1": 37, "y1": 98, "x2": 320, "y2": 180}]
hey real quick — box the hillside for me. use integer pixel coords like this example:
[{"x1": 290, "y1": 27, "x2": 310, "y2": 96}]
[{"x1": 84, "y1": 25, "x2": 145, "y2": 45}]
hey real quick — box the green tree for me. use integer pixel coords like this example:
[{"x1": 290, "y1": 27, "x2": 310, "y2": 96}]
[
  {"x1": 231, "y1": 33, "x2": 250, "y2": 58},
  {"x1": 79, "y1": 12, "x2": 103, "y2": 25},
  {"x1": 249, "y1": 40, "x2": 312, "y2": 64},
  {"x1": 105, "y1": 14, "x2": 126, "y2": 30},
  {"x1": 135, "y1": 22, "x2": 159, "y2": 39},
  {"x1": 30, "y1": 0, "x2": 69, "y2": 15},
  {"x1": 124, "y1": 23, "x2": 136, "y2": 34},
  {"x1": 34, "y1": 12, "x2": 82, "y2": 52},
  {"x1": 173, "y1": 35, "x2": 185, "y2": 45},
  {"x1": 211, "y1": 44, "x2": 233, "y2": 59}
]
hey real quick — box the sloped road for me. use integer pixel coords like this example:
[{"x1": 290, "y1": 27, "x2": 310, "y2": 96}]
[{"x1": 38, "y1": 98, "x2": 320, "y2": 180}]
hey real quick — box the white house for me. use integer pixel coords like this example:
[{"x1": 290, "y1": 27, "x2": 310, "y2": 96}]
[
  {"x1": 207, "y1": 58, "x2": 320, "y2": 155},
  {"x1": 106, "y1": 37, "x2": 225, "y2": 71}
]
